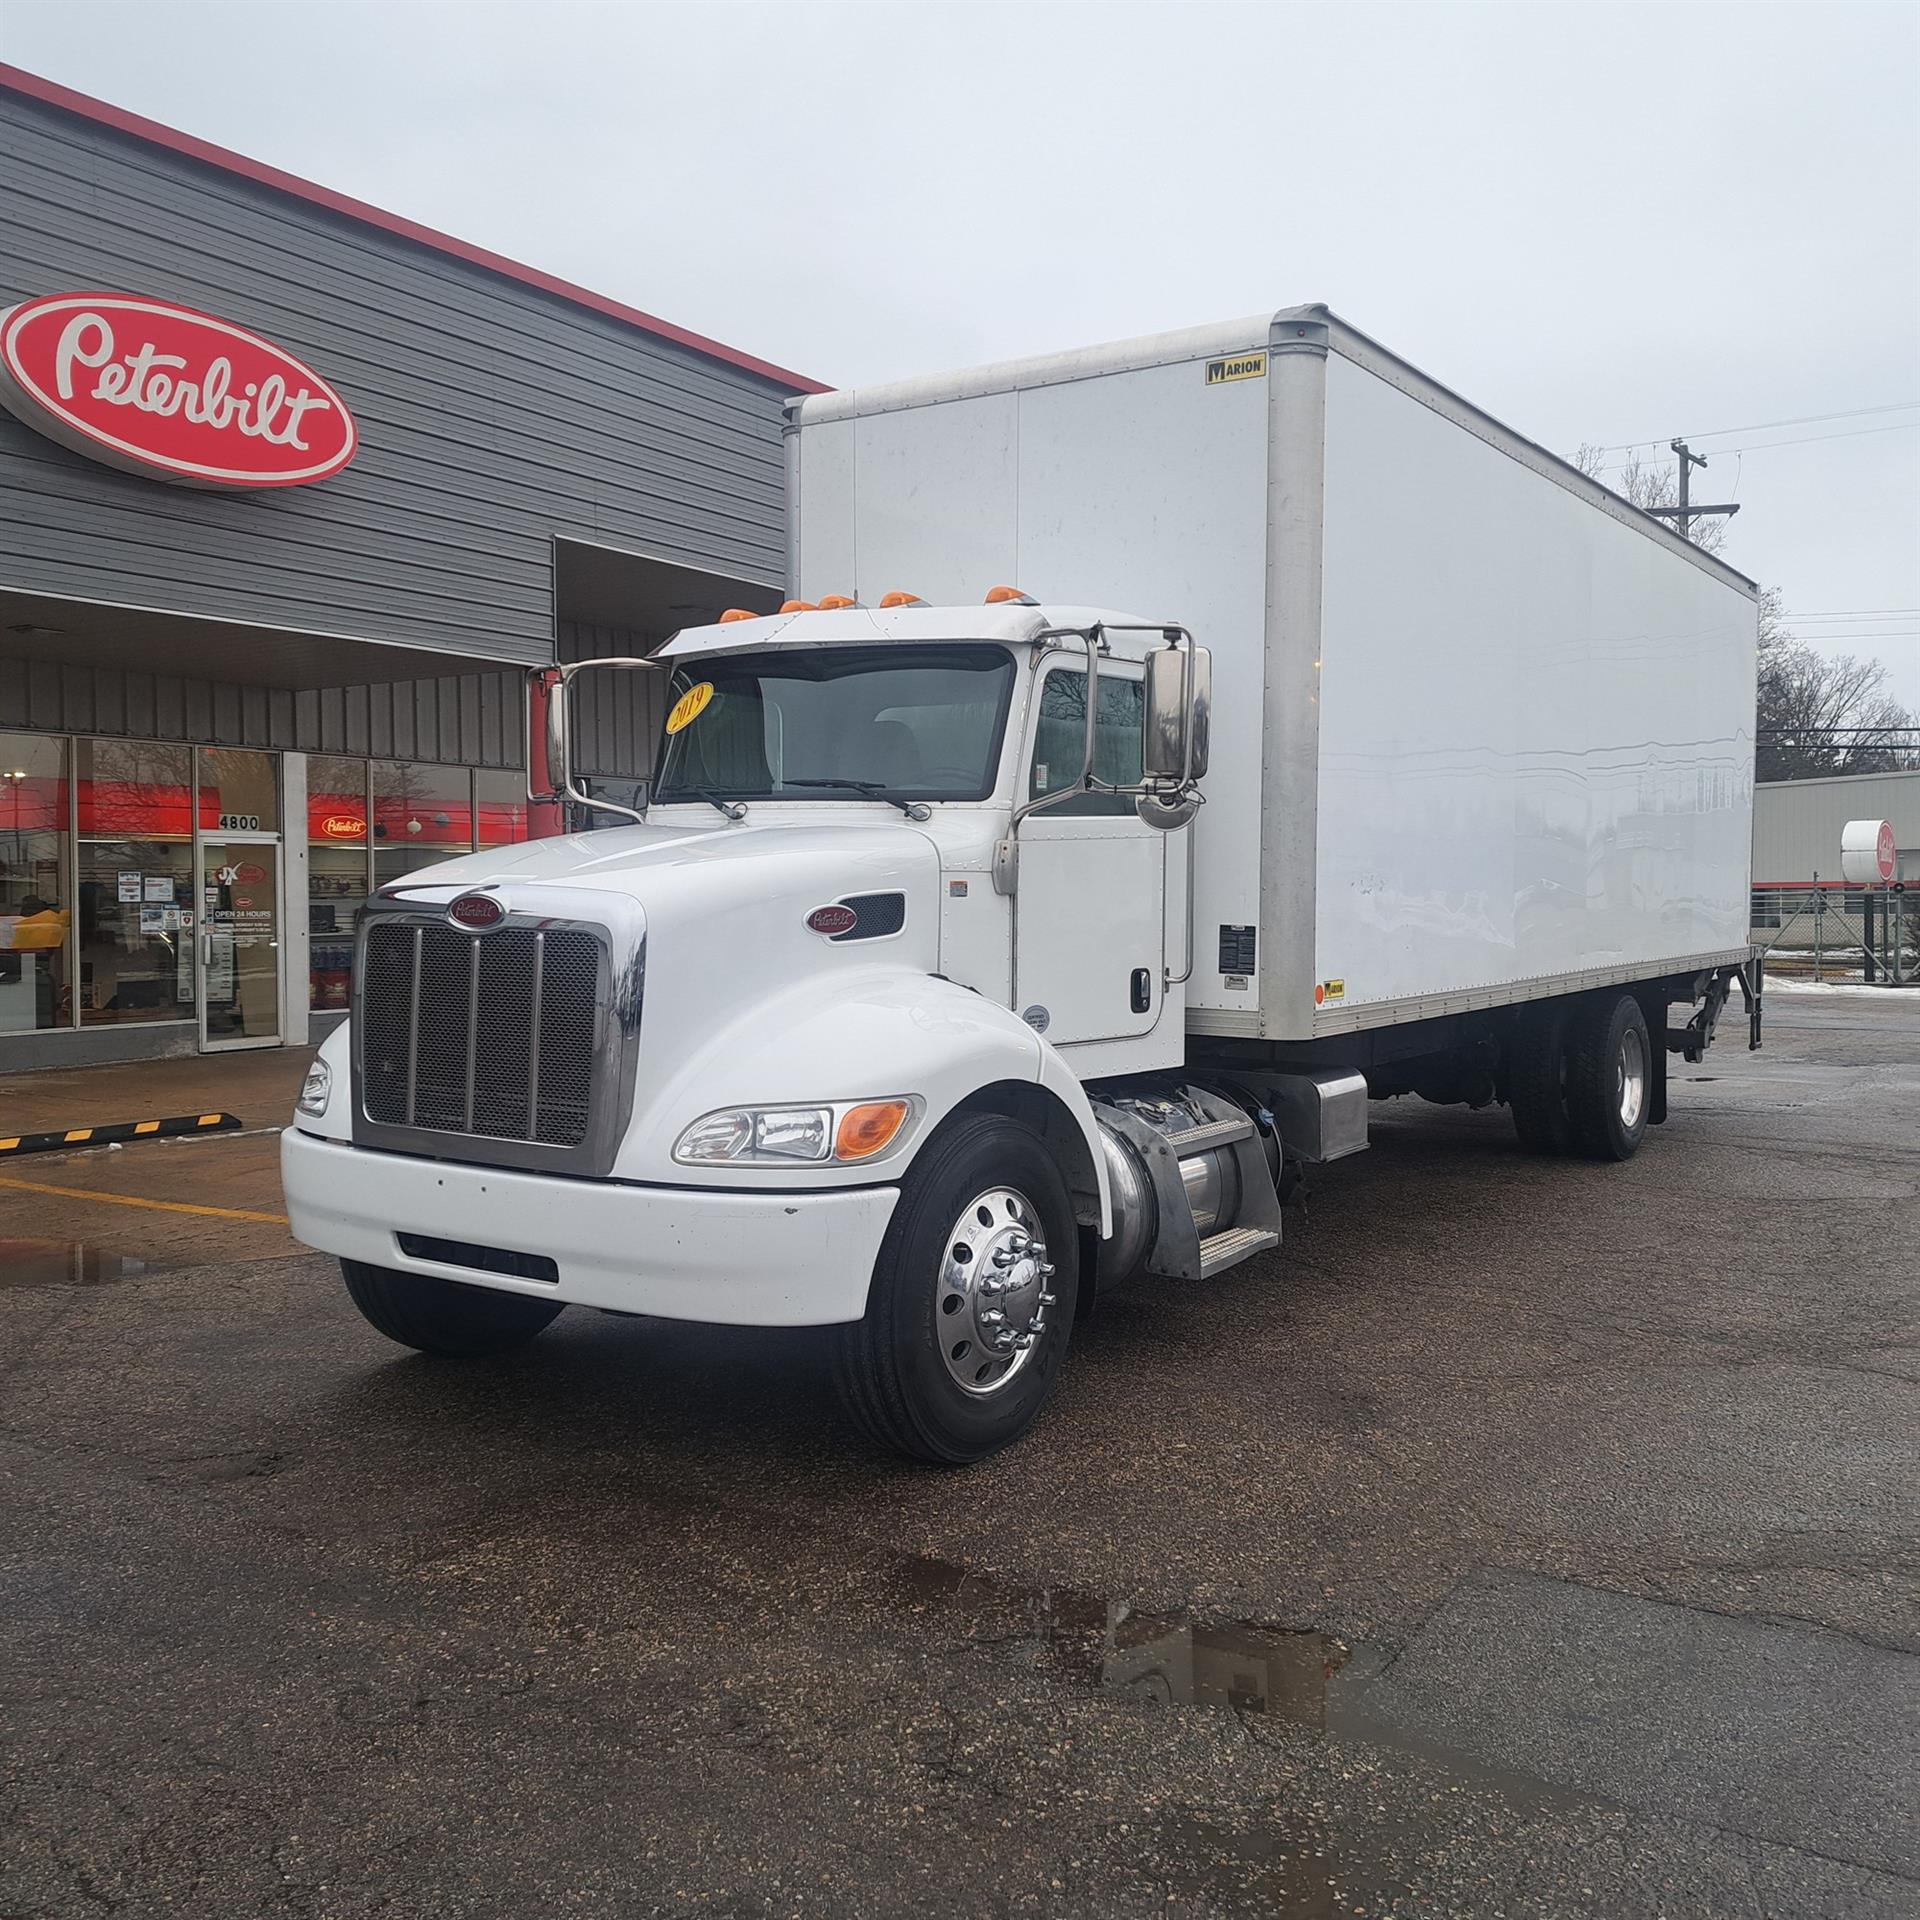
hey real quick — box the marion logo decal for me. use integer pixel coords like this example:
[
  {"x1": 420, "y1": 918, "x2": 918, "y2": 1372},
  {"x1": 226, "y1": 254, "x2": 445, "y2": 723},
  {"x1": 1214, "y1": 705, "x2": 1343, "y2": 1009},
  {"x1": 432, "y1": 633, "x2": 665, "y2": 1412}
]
[{"x1": 0, "y1": 292, "x2": 357, "y2": 489}]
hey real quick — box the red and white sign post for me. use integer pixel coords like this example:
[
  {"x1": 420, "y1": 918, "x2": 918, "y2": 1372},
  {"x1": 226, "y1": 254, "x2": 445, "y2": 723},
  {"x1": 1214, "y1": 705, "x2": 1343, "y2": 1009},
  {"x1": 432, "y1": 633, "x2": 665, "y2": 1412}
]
[{"x1": 0, "y1": 291, "x2": 356, "y2": 488}]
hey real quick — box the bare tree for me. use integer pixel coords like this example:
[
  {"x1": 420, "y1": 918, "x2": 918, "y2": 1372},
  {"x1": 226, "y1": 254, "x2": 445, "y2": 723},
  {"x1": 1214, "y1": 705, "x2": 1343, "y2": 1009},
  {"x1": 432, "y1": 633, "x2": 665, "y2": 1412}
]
[
  {"x1": 1572, "y1": 442, "x2": 1729, "y2": 554},
  {"x1": 1752, "y1": 586, "x2": 1917, "y2": 778}
]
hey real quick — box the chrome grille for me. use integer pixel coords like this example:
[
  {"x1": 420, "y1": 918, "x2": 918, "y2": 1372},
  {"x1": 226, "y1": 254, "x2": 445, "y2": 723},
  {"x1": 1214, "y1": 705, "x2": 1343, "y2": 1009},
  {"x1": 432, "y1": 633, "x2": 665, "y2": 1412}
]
[{"x1": 359, "y1": 920, "x2": 604, "y2": 1148}]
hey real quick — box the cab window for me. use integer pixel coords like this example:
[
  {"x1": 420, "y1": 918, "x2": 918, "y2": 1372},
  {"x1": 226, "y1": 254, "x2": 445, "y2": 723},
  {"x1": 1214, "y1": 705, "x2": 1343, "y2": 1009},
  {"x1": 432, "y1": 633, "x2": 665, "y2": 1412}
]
[{"x1": 1028, "y1": 667, "x2": 1144, "y2": 818}]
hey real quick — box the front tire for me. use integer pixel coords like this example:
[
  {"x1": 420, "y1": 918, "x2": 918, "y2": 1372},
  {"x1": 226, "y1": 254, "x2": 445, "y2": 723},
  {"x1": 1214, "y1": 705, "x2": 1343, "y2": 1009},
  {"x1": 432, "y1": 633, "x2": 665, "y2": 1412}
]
[
  {"x1": 340, "y1": 1259, "x2": 564, "y2": 1357},
  {"x1": 833, "y1": 1113, "x2": 1080, "y2": 1465}
]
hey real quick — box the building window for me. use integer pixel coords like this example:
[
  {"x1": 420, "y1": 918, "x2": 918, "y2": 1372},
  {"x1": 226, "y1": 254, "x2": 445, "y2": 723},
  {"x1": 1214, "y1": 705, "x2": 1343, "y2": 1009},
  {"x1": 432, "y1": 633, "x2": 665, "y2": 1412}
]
[
  {"x1": 74, "y1": 740, "x2": 195, "y2": 1026},
  {"x1": 198, "y1": 746, "x2": 281, "y2": 835},
  {"x1": 0, "y1": 733, "x2": 72, "y2": 1033},
  {"x1": 475, "y1": 769, "x2": 530, "y2": 850},
  {"x1": 309, "y1": 755, "x2": 371, "y2": 1014},
  {"x1": 373, "y1": 761, "x2": 473, "y2": 891}
]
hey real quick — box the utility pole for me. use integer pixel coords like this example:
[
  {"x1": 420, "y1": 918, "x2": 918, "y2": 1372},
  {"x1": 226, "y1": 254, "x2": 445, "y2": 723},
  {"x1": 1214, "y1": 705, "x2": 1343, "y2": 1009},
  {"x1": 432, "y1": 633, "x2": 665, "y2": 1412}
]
[
  {"x1": 1671, "y1": 439, "x2": 1705, "y2": 543},
  {"x1": 1642, "y1": 439, "x2": 1740, "y2": 543}
]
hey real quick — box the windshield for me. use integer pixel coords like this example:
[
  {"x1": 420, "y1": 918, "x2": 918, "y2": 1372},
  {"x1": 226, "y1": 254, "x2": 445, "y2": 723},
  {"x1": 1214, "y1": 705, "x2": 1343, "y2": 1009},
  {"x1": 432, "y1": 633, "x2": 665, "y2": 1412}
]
[{"x1": 653, "y1": 645, "x2": 1015, "y2": 802}]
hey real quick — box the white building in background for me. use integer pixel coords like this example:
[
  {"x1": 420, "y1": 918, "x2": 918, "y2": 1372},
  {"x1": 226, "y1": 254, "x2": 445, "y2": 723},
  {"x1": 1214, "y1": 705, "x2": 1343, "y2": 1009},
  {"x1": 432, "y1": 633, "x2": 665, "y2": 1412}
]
[{"x1": 1752, "y1": 769, "x2": 1920, "y2": 941}]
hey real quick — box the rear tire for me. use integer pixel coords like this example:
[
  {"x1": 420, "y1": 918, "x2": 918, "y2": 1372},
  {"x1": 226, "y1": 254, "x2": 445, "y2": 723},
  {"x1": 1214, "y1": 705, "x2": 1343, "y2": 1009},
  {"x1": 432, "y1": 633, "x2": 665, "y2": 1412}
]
[
  {"x1": 833, "y1": 1113, "x2": 1079, "y2": 1466},
  {"x1": 1562, "y1": 993, "x2": 1652, "y2": 1161},
  {"x1": 340, "y1": 1259, "x2": 564, "y2": 1357},
  {"x1": 1509, "y1": 1006, "x2": 1572, "y2": 1155}
]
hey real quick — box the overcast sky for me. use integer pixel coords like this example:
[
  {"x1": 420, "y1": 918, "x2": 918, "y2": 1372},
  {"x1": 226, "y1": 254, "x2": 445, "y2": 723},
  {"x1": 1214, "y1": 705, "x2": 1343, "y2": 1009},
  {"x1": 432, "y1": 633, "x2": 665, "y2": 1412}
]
[{"x1": 5, "y1": 0, "x2": 1916, "y2": 704}]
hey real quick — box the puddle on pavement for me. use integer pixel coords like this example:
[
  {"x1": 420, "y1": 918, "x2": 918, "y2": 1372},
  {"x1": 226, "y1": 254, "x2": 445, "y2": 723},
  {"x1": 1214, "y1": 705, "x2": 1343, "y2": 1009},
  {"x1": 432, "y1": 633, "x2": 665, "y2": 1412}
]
[
  {"x1": 892, "y1": 1555, "x2": 1370, "y2": 1912},
  {"x1": 891, "y1": 1554, "x2": 1351, "y2": 1726},
  {"x1": 0, "y1": 1239, "x2": 170, "y2": 1288}
]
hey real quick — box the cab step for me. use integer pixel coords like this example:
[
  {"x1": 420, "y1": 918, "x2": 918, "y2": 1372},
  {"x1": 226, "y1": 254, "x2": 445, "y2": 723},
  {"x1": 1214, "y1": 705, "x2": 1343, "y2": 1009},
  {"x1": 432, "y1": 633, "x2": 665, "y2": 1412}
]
[
  {"x1": 1162, "y1": 1115, "x2": 1255, "y2": 1156},
  {"x1": 1197, "y1": 1225, "x2": 1280, "y2": 1278}
]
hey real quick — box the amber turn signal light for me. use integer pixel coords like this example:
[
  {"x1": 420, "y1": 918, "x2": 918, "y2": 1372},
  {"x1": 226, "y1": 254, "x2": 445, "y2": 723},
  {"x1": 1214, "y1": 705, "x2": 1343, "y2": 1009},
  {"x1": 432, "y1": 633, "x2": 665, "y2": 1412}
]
[{"x1": 834, "y1": 1099, "x2": 911, "y2": 1162}]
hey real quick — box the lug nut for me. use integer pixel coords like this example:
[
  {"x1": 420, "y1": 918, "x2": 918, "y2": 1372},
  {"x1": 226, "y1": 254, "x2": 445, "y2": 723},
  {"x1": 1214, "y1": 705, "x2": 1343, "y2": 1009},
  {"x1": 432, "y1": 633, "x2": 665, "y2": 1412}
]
[{"x1": 1037, "y1": 1290, "x2": 1057, "y2": 1306}]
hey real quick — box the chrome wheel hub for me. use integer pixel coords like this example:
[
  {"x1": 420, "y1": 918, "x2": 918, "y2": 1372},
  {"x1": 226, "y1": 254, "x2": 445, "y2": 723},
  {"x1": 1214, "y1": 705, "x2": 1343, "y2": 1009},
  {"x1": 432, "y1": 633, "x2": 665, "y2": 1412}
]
[
  {"x1": 935, "y1": 1186, "x2": 1056, "y2": 1397},
  {"x1": 1618, "y1": 1024, "x2": 1647, "y2": 1130}
]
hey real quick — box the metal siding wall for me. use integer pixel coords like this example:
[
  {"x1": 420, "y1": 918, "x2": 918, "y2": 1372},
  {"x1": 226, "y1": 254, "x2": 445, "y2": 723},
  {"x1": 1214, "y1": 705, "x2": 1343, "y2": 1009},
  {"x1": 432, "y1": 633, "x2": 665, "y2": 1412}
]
[
  {"x1": 1753, "y1": 773, "x2": 1920, "y2": 882},
  {"x1": 1, "y1": 651, "x2": 525, "y2": 766},
  {"x1": 0, "y1": 91, "x2": 789, "y2": 668},
  {"x1": 556, "y1": 622, "x2": 665, "y2": 778}
]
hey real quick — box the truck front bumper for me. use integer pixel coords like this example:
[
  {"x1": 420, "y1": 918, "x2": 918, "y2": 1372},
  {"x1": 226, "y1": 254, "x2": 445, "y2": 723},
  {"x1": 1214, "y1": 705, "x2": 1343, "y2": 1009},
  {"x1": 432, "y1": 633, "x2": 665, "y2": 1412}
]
[{"x1": 281, "y1": 1127, "x2": 898, "y2": 1326}]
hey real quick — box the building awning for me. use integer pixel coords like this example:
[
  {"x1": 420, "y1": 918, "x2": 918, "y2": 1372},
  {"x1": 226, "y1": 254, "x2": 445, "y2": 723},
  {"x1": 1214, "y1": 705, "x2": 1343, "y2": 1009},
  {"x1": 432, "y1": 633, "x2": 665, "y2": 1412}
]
[{"x1": 0, "y1": 588, "x2": 523, "y2": 689}]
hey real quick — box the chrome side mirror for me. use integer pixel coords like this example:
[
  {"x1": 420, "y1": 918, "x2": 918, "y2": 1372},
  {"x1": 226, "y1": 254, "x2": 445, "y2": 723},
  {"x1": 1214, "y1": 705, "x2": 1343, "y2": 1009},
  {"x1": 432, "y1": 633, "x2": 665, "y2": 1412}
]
[
  {"x1": 1143, "y1": 643, "x2": 1212, "y2": 785},
  {"x1": 1144, "y1": 641, "x2": 1205, "y2": 783},
  {"x1": 544, "y1": 678, "x2": 570, "y2": 798}
]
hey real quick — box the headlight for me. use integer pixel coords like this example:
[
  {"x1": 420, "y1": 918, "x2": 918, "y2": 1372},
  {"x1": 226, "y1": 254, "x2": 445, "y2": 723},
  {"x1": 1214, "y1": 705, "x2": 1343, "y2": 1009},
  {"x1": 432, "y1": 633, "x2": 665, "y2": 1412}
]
[
  {"x1": 674, "y1": 1098, "x2": 913, "y2": 1167},
  {"x1": 296, "y1": 1057, "x2": 333, "y2": 1119}
]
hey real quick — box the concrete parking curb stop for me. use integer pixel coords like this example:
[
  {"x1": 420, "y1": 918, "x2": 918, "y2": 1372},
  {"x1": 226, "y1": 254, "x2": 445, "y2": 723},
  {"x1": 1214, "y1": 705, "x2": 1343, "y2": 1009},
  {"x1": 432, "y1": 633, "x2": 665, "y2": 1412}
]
[{"x1": 0, "y1": 1112, "x2": 242, "y2": 1158}]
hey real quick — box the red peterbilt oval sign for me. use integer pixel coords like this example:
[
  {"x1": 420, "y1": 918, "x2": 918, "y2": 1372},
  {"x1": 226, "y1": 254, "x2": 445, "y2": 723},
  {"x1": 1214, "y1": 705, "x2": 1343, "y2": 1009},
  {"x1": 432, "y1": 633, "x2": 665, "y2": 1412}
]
[{"x1": 0, "y1": 291, "x2": 357, "y2": 488}]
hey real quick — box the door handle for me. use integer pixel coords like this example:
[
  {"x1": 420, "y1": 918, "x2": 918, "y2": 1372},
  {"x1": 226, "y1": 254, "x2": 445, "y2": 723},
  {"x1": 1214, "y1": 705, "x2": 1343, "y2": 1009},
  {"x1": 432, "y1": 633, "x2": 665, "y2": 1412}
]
[{"x1": 1130, "y1": 967, "x2": 1152, "y2": 1014}]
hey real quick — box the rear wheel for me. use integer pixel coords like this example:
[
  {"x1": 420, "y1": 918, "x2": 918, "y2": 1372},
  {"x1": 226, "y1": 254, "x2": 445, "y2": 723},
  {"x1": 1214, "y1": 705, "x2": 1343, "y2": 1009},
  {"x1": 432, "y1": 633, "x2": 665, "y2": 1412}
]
[
  {"x1": 1562, "y1": 993, "x2": 1652, "y2": 1161},
  {"x1": 340, "y1": 1259, "x2": 564, "y2": 1356},
  {"x1": 833, "y1": 1113, "x2": 1079, "y2": 1465},
  {"x1": 1509, "y1": 1006, "x2": 1573, "y2": 1155}
]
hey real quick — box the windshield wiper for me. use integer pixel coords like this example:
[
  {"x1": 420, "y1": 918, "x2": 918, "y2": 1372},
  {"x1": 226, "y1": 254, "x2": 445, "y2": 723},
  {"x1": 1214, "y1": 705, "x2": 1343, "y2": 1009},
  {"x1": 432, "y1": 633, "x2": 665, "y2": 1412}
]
[
  {"x1": 672, "y1": 786, "x2": 746, "y2": 821},
  {"x1": 781, "y1": 777, "x2": 927, "y2": 819}
]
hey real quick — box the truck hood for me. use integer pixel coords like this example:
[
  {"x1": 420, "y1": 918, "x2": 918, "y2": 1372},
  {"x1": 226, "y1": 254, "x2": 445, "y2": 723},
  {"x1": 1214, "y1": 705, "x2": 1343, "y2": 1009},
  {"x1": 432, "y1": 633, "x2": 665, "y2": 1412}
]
[{"x1": 381, "y1": 817, "x2": 943, "y2": 976}]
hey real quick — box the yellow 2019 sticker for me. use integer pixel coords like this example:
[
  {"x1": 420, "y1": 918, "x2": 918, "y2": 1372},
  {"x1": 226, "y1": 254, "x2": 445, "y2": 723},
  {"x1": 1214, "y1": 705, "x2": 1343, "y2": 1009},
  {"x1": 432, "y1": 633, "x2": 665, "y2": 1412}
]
[{"x1": 665, "y1": 681, "x2": 714, "y2": 735}]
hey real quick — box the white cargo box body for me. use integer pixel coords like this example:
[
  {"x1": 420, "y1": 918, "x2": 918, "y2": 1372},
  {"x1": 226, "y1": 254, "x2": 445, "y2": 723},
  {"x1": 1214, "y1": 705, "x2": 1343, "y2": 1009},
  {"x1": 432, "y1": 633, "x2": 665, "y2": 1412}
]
[{"x1": 787, "y1": 306, "x2": 1758, "y2": 1043}]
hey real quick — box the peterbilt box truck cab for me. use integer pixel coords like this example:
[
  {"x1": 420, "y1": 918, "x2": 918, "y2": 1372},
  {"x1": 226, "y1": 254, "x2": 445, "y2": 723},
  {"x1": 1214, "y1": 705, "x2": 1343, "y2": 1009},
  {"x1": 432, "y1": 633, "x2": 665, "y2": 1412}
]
[{"x1": 284, "y1": 307, "x2": 1761, "y2": 1464}]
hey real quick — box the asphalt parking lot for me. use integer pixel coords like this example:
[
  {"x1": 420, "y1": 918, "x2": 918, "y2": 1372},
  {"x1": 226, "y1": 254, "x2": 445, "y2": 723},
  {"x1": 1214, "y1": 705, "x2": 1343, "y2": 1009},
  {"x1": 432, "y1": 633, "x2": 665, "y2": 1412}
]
[{"x1": 2, "y1": 990, "x2": 1916, "y2": 1919}]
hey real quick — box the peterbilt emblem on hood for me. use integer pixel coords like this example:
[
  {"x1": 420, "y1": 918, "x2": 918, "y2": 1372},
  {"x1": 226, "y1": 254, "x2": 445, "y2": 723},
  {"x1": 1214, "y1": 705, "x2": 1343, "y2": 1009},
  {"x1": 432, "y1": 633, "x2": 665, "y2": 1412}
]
[
  {"x1": 448, "y1": 892, "x2": 506, "y2": 930},
  {"x1": 805, "y1": 903, "x2": 859, "y2": 937}
]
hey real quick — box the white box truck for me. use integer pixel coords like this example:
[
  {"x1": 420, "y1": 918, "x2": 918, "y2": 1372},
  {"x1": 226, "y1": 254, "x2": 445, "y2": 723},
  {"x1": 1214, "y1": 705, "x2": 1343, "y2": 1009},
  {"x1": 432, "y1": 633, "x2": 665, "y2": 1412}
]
[{"x1": 284, "y1": 305, "x2": 1761, "y2": 1463}]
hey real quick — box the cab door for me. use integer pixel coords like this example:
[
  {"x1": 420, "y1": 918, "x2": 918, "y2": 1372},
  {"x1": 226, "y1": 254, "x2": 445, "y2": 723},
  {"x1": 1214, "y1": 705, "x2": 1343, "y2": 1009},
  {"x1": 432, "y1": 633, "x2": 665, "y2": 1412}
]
[{"x1": 1011, "y1": 660, "x2": 1166, "y2": 1046}]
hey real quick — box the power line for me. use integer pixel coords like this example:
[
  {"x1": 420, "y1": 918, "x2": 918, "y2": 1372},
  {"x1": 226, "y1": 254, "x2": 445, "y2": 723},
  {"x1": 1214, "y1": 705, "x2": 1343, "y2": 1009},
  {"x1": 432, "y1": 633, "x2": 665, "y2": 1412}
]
[
  {"x1": 1595, "y1": 421, "x2": 1919, "y2": 474},
  {"x1": 1596, "y1": 400, "x2": 1920, "y2": 453},
  {"x1": 1790, "y1": 608, "x2": 1919, "y2": 619}
]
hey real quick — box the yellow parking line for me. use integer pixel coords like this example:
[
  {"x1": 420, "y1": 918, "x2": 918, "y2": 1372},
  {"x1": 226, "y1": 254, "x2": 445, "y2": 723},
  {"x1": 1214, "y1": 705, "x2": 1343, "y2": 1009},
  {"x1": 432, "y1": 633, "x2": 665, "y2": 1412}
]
[{"x1": 0, "y1": 1172, "x2": 288, "y2": 1224}]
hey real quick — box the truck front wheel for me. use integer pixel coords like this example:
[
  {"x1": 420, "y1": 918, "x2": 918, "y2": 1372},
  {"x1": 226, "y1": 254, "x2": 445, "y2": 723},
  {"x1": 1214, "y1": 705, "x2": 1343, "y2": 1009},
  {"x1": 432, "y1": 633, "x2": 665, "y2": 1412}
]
[
  {"x1": 1561, "y1": 993, "x2": 1652, "y2": 1161},
  {"x1": 340, "y1": 1260, "x2": 564, "y2": 1357},
  {"x1": 833, "y1": 1113, "x2": 1080, "y2": 1465}
]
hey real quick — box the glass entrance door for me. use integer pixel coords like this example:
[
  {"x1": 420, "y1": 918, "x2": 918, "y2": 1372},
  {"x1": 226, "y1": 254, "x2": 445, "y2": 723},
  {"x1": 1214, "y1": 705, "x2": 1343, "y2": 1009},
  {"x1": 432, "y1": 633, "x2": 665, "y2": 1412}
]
[{"x1": 198, "y1": 834, "x2": 282, "y2": 1050}]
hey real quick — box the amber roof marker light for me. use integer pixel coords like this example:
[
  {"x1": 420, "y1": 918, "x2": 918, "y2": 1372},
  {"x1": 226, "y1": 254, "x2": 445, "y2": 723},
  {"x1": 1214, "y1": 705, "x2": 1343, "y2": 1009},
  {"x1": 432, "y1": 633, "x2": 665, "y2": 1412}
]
[
  {"x1": 878, "y1": 591, "x2": 928, "y2": 608},
  {"x1": 985, "y1": 585, "x2": 1038, "y2": 606},
  {"x1": 718, "y1": 608, "x2": 758, "y2": 623},
  {"x1": 816, "y1": 593, "x2": 862, "y2": 610}
]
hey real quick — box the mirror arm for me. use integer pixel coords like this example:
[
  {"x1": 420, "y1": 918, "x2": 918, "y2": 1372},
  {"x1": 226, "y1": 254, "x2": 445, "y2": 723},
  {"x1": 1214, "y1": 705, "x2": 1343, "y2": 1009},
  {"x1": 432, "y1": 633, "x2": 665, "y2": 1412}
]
[
  {"x1": 994, "y1": 627, "x2": 1105, "y2": 895},
  {"x1": 528, "y1": 657, "x2": 659, "y2": 827}
]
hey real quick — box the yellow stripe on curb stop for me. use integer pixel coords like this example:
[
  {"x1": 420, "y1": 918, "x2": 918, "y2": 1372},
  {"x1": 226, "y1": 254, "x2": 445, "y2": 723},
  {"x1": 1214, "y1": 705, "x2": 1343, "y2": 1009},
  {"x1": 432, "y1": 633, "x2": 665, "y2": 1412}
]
[{"x1": 0, "y1": 1171, "x2": 288, "y2": 1224}]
